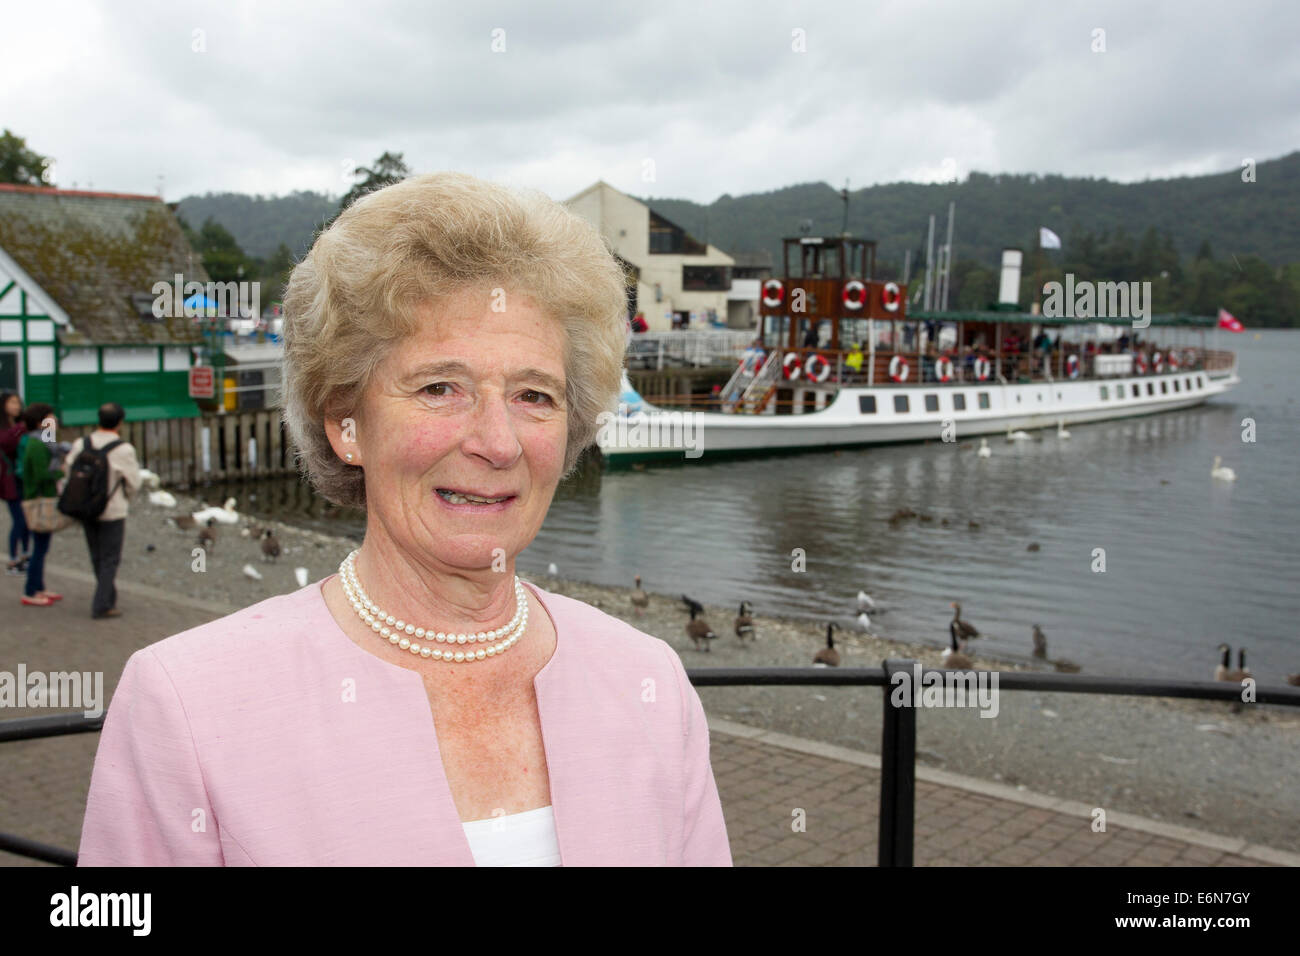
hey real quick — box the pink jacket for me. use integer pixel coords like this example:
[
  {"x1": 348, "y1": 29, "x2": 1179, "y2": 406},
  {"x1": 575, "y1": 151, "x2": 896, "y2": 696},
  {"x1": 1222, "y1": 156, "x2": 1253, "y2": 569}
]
[{"x1": 77, "y1": 577, "x2": 732, "y2": 866}]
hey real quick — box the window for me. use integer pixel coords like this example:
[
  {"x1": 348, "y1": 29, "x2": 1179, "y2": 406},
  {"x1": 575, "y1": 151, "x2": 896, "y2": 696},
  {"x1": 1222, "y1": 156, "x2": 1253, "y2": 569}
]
[
  {"x1": 1100, "y1": 385, "x2": 1109, "y2": 400},
  {"x1": 61, "y1": 348, "x2": 98, "y2": 373},
  {"x1": 858, "y1": 395, "x2": 877, "y2": 414},
  {"x1": 103, "y1": 347, "x2": 160, "y2": 372},
  {"x1": 1146, "y1": 382, "x2": 1154, "y2": 396},
  {"x1": 978, "y1": 392, "x2": 990, "y2": 409},
  {"x1": 1160, "y1": 381, "x2": 1168, "y2": 394},
  {"x1": 1132, "y1": 384, "x2": 1140, "y2": 397},
  {"x1": 1184, "y1": 377, "x2": 1192, "y2": 390},
  {"x1": 1173, "y1": 379, "x2": 1180, "y2": 392},
  {"x1": 681, "y1": 265, "x2": 731, "y2": 291},
  {"x1": 924, "y1": 394, "x2": 939, "y2": 412},
  {"x1": 894, "y1": 395, "x2": 909, "y2": 413},
  {"x1": 1197, "y1": 375, "x2": 1205, "y2": 388},
  {"x1": 953, "y1": 393, "x2": 966, "y2": 411}
]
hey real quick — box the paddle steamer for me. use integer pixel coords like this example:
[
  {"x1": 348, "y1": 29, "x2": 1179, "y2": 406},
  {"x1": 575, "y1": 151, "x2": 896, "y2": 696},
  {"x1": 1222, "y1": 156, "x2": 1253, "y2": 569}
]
[{"x1": 598, "y1": 235, "x2": 1240, "y2": 464}]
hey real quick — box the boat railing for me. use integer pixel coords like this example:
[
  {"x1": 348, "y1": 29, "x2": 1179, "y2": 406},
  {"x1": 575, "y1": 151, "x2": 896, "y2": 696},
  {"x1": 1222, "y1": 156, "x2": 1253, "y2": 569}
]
[{"x1": 627, "y1": 330, "x2": 755, "y2": 370}]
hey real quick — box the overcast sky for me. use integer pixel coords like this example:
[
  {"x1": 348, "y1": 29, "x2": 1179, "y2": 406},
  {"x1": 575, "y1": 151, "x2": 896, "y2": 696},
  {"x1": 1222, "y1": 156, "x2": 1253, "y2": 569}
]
[{"x1": 4, "y1": 0, "x2": 1297, "y2": 204}]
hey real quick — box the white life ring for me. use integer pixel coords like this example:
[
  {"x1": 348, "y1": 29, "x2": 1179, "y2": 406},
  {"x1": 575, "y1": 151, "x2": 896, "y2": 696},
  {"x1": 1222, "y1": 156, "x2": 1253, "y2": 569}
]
[
  {"x1": 973, "y1": 357, "x2": 991, "y2": 381},
  {"x1": 804, "y1": 353, "x2": 832, "y2": 382},
  {"x1": 1134, "y1": 352, "x2": 1148, "y2": 375},
  {"x1": 762, "y1": 279, "x2": 785, "y2": 308},
  {"x1": 1152, "y1": 351, "x2": 1164, "y2": 373},
  {"x1": 842, "y1": 280, "x2": 866, "y2": 311},
  {"x1": 782, "y1": 351, "x2": 802, "y2": 380},
  {"x1": 882, "y1": 282, "x2": 901, "y2": 313},
  {"x1": 1166, "y1": 350, "x2": 1180, "y2": 371},
  {"x1": 889, "y1": 355, "x2": 910, "y2": 382},
  {"x1": 934, "y1": 355, "x2": 954, "y2": 382},
  {"x1": 1065, "y1": 354, "x2": 1080, "y2": 379}
]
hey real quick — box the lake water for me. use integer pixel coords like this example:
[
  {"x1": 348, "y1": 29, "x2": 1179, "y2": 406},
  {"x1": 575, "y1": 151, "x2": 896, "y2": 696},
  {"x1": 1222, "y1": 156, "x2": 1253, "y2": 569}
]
[{"x1": 220, "y1": 329, "x2": 1300, "y2": 684}]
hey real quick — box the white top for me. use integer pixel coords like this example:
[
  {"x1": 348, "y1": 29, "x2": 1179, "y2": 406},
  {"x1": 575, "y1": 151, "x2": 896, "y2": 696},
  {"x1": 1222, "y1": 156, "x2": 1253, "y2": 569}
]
[{"x1": 461, "y1": 805, "x2": 562, "y2": 867}]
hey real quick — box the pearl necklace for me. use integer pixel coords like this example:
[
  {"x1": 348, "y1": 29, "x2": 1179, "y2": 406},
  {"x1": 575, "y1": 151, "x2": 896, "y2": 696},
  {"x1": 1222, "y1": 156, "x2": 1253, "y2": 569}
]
[{"x1": 338, "y1": 550, "x2": 527, "y2": 663}]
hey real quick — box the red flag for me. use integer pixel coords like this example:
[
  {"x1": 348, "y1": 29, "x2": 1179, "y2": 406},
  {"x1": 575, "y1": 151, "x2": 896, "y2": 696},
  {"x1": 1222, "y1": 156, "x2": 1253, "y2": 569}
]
[{"x1": 1217, "y1": 308, "x2": 1244, "y2": 332}]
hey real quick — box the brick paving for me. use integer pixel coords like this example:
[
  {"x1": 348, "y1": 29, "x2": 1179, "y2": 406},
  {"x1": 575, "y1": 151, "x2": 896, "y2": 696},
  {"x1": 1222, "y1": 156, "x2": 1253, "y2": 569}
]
[{"x1": 2, "y1": 562, "x2": 1294, "y2": 867}]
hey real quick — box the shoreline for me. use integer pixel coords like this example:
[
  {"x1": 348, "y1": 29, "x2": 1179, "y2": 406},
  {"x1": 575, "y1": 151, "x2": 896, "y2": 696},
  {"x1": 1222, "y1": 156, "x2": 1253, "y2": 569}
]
[{"x1": 48, "y1": 490, "x2": 1300, "y2": 854}]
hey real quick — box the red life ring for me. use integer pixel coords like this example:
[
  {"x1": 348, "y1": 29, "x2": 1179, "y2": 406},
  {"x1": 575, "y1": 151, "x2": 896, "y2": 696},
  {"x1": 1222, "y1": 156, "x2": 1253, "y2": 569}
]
[
  {"x1": 804, "y1": 353, "x2": 832, "y2": 382},
  {"x1": 973, "y1": 357, "x2": 991, "y2": 381},
  {"x1": 1166, "y1": 350, "x2": 1179, "y2": 371},
  {"x1": 889, "y1": 355, "x2": 910, "y2": 382},
  {"x1": 782, "y1": 352, "x2": 802, "y2": 380},
  {"x1": 762, "y1": 279, "x2": 785, "y2": 308},
  {"x1": 882, "y1": 282, "x2": 901, "y2": 313},
  {"x1": 842, "y1": 281, "x2": 866, "y2": 311},
  {"x1": 1065, "y1": 354, "x2": 1080, "y2": 379},
  {"x1": 1152, "y1": 351, "x2": 1164, "y2": 373},
  {"x1": 1134, "y1": 352, "x2": 1148, "y2": 375},
  {"x1": 934, "y1": 355, "x2": 954, "y2": 382}
]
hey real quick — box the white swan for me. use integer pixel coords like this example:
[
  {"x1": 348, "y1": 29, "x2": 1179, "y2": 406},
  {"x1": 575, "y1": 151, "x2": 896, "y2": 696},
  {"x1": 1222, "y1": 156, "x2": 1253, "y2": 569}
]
[
  {"x1": 148, "y1": 489, "x2": 177, "y2": 508},
  {"x1": 1210, "y1": 456, "x2": 1237, "y2": 481},
  {"x1": 977, "y1": 438, "x2": 991, "y2": 458},
  {"x1": 1057, "y1": 418, "x2": 1071, "y2": 439},
  {"x1": 193, "y1": 497, "x2": 240, "y2": 525},
  {"x1": 1006, "y1": 427, "x2": 1031, "y2": 442},
  {"x1": 138, "y1": 468, "x2": 161, "y2": 490}
]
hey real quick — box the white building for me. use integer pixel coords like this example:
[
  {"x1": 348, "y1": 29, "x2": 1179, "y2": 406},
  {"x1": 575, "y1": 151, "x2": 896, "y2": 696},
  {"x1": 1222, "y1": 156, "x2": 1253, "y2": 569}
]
[{"x1": 565, "y1": 181, "x2": 735, "y2": 332}]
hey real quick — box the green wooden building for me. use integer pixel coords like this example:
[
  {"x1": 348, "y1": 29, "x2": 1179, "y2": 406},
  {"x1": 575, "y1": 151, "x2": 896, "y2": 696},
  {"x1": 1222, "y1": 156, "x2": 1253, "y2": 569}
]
[{"x1": 0, "y1": 183, "x2": 208, "y2": 425}]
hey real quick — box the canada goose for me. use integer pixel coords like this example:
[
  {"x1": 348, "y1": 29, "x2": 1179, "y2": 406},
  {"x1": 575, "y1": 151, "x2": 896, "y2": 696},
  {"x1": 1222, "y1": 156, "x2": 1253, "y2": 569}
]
[
  {"x1": 193, "y1": 497, "x2": 240, "y2": 525},
  {"x1": 685, "y1": 605, "x2": 717, "y2": 652},
  {"x1": 813, "y1": 623, "x2": 840, "y2": 667},
  {"x1": 197, "y1": 518, "x2": 217, "y2": 551},
  {"x1": 1215, "y1": 644, "x2": 1250, "y2": 682},
  {"x1": 1214, "y1": 643, "x2": 1231, "y2": 681},
  {"x1": 1027, "y1": 542, "x2": 1040, "y2": 552},
  {"x1": 734, "y1": 601, "x2": 755, "y2": 643},
  {"x1": 857, "y1": 590, "x2": 875, "y2": 611},
  {"x1": 1236, "y1": 648, "x2": 1252, "y2": 680},
  {"x1": 261, "y1": 529, "x2": 281, "y2": 562},
  {"x1": 1057, "y1": 418, "x2": 1071, "y2": 439},
  {"x1": 977, "y1": 438, "x2": 991, "y2": 458},
  {"x1": 950, "y1": 601, "x2": 979, "y2": 641},
  {"x1": 1032, "y1": 624, "x2": 1047, "y2": 659},
  {"x1": 1210, "y1": 456, "x2": 1237, "y2": 481},
  {"x1": 1286, "y1": 674, "x2": 1300, "y2": 687},
  {"x1": 630, "y1": 575, "x2": 649, "y2": 616},
  {"x1": 942, "y1": 624, "x2": 973, "y2": 669}
]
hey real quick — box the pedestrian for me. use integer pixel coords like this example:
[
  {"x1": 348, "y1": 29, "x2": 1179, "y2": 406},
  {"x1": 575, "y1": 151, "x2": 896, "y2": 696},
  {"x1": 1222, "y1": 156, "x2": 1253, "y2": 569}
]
[
  {"x1": 62, "y1": 402, "x2": 141, "y2": 620},
  {"x1": 18, "y1": 402, "x2": 62, "y2": 607},
  {"x1": 1, "y1": 391, "x2": 30, "y2": 575}
]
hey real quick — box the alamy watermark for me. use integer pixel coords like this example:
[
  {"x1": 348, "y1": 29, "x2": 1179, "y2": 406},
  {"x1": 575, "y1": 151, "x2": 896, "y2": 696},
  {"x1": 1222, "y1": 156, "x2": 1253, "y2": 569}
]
[
  {"x1": 150, "y1": 273, "x2": 260, "y2": 321},
  {"x1": 1042, "y1": 273, "x2": 1151, "y2": 329},
  {"x1": 889, "y1": 663, "x2": 1000, "y2": 718},
  {"x1": 0, "y1": 665, "x2": 104, "y2": 718},
  {"x1": 596, "y1": 405, "x2": 705, "y2": 458}
]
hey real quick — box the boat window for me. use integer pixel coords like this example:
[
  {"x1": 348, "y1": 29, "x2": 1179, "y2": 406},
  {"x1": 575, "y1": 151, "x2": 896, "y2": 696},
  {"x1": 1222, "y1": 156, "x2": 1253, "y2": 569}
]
[
  {"x1": 1184, "y1": 377, "x2": 1192, "y2": 390},
  {"x1": 978, "y1": 392, "x2": 990, "y2": 409},
  {"x1": 894, "y1": 395, "x2": 909, "y2": 413},
  {"x1": 924, "y1": 394, "x2": 939, "y2": 412},
  {"x1": 1173, "y1": 379, "x2": 1180, "y2": 392},
  {"x1": 953, "y1": 393, "x2": 966, "y2": 411},
  {"x1": 1100, "y1": 385, "x2": 1109, "y2": 400},
  {"x1": 859, "y1": 395, "x2": 876, "y2": 414},
  {"x1": 1146, "y1": 382, "x2": 1154, "y2": 395},
  {"x1": 1197, "y1": 375, "x2": 1205, "y2": 388},
  {"x1": 1160, "y1": 381, "x2": 1168, "y2": 394}
]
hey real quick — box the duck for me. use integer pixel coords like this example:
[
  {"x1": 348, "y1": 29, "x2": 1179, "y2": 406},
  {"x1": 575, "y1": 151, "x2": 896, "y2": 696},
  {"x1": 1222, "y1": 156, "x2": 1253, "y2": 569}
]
[
  {"x1": 193, "y1": 497, "x2": 240, "y2": 525},
  {"x1": 942, "y1": 624, "x2": 973, "y2": 669},
  {"x1": 685, "y1": 604, "x2": 717, "y2": 652},
  {"x1": 967, "y1": 519, "x2": 981, "y2": 531},
  {"x1": 1027, "y1": 542, "x2": 1040, "y2": 552},
  {"x1": 1210, "y1": 456, "x2": 1237, "y2": 482},
  {"x1": 812, "y1": 623, "x2": 840, "y2": 667},
  {"x1": 630, "y1": 575, "x2": 649, "y2": 616},
  {"x1": 950, "y1": 601, "x2": 979, "y2": 641},
  {"x1": 260, "y1": 529, "x2": 281, "y2": 562},
  {"x1": 1057, "y1": 418, "x2": 1071, "y2": 439},
  {"x1": 977, "y1": 438, "x2": 991, "y2": 459},
  {"x1": 1032, "y1": 624, "x2": 1047, "y2": 659},
  {"x1": 734, "y1": 601, "x2": 755, "y2": 643},
  {"x1": 197, "y1": 518, "x2": 218, "y2": 551},
  {"x1": 169, "y1": 514, "x2": 197, "y2": 531}
]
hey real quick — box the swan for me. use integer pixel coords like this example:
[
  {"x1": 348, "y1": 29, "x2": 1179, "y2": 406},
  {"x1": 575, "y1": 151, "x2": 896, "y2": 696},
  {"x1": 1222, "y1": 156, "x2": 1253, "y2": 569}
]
[
  {"x1": 138, "y1": 468, "x2": 161, "y2": 490},
  {"x1": 1210, "y1": 456, "x2": 1237, "y2": 481},
  {"x1": 1006, "y1": 426, "x2": 1031, "y2": 442},
  {"x1": 1057, "y1": 418, "x2": 1071, "y2": 439},
  {"x1": 192, "y1": 497, "x2": 240, "y2": 525},
  {"x1": 977, "y1": 438, "x2": 991, "y2": 458},
  {"x1": 148, "y1": 489, "x2": 177, "y2": 508}
]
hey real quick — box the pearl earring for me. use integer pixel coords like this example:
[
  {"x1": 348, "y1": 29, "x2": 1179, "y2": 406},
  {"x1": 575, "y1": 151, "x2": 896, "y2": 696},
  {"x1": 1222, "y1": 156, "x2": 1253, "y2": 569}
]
[{"x1": 345, "y1": 453, "x2": 354, "y2": 462}]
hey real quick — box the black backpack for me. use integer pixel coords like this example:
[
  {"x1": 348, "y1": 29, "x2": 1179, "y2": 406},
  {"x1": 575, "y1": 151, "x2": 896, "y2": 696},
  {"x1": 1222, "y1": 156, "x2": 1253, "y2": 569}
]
[{"x1": 58, "y1": 437, "x2": 126, "y2": 521}]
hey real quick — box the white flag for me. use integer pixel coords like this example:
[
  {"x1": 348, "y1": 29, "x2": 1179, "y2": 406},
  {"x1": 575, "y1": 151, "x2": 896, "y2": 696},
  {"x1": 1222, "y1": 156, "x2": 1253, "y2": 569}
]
[{"x1": 1040, "y1": 227, "x2": 1062, "y2": 249}]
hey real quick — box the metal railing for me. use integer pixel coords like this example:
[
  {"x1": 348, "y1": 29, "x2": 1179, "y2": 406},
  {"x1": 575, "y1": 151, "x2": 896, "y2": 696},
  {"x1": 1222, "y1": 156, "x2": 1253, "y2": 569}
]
[
  {"x1": 3, "y1": 666, "x2": 1297, "y2": 867},
  {"x1": 628, "y1": 330, "x2": 755, "y2": 370}
]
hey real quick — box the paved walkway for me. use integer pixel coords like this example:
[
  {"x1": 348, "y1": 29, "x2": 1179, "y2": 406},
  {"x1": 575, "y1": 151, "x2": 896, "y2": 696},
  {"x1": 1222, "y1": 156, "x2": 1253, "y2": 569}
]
[{"x1": 2, "y1": 563, "x2": 1294, "y2": 867}]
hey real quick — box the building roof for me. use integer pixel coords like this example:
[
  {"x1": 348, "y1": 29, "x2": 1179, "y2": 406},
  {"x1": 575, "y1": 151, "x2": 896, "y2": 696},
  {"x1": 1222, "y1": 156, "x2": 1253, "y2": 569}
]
[{"x1": 0, "y1": 183, "x2": 207, "y2": 345}]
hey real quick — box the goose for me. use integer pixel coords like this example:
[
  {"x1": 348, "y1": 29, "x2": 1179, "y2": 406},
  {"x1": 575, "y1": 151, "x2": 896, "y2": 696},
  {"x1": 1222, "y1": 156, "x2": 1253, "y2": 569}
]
[
  {"x1": 1214, "y1": 644, "x2": 1232, "y2": 681},
  {"x1": 197, "y1": 518, "x2": 218, "y2": 551},
  {"x1": 1236, "y1": 648, "x2": 1252, "y2": 680},
  {"x1": 630, "y1": 575, "x2": 649, "y2": 616},
  {"x1": 1057, "y1": 418, "x2": 1071, "y2": 439},
  {"x1": 1032, "y1": 624, "x2": 1047, "y2": 659},
  {"x1": 1215, "y1": 644, "x2": 1250, "y2": 682},
  {"x1": 977, "y1": 438, "x2": 991, "y2": 459},
  {"x1": 685, "y1": 604, "x2": 717, "y2": 652},
  {"x1": 942, "y1": 624, "x2": 973, "y2": 669},
  {"x1": 857, "y1": 590, "x2": 876, "y2": 611},
  {"x1": 1210, "y1": 456, "x2": 1237, "y2": 482},
  {"x1": 812, "y1": 623, "x2": 840, "y2": 667},
  {"x1": 193, "y1": 497, "x2": 240, "y2": 525},
  {"x1": 950, "y1": 601, "x2": 979, "y2": 641},
  {"x1": 734, "y1": 601, "x2": 755, "y2": 643},
  {"x1": 261, "y1": 529, "x2": 281, "y2": 562}
]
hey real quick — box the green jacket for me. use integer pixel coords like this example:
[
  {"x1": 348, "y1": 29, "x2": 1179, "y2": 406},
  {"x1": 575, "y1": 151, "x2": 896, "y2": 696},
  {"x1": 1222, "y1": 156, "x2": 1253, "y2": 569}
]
[{"x1": 21, "y1": 434, "x2": 62, "y2": 500}]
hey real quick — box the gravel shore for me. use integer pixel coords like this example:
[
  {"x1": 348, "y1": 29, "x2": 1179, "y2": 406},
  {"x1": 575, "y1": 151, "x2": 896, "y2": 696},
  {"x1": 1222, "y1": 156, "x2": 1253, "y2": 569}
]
[{"x1": 85, "y1": 491, "x2": 1300, "y2": 854}]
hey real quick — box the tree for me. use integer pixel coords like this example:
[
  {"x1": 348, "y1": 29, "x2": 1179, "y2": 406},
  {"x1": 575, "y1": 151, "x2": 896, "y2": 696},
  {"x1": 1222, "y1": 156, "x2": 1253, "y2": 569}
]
[
  {"x1": 180, "y1": 215, "x2": 258, "y2": 283},
  {"x1": 0, "y1": 129, "x2": 53, "y2": 186},
  {"x1": 337, "y1": 151, "x2": 411, "y2": 215}
]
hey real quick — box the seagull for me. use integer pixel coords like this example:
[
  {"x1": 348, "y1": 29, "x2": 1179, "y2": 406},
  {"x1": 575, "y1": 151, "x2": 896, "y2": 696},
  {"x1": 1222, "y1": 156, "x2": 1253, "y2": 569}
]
[
  {"x1": 857, "y1": 590, "x2": 875, "y2": 611},
  {"x1": 294, "y1": 567, "x2": 309, "y2": 588},
  {"x1": 547, "y1": 562, "x2": 559, "y2": 576},
  {"x1": 1210, "y1": 456, "x2": 1237, "y2": 481},
  {"x1": 857, "y1": 611, "x2": 872, "y2": 632},
  {"x1": 977, "y1": 438, "x2": 991, "y2": 458},
  {"x1": 242, "y1": 563, "x2": 264, "y2": 581}
]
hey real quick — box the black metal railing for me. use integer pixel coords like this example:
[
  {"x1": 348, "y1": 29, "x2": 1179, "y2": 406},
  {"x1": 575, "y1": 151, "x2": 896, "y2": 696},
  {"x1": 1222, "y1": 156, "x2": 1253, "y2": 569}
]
[{"x1": 3, "y1": 664, "x2": 1297, "y2": 867}]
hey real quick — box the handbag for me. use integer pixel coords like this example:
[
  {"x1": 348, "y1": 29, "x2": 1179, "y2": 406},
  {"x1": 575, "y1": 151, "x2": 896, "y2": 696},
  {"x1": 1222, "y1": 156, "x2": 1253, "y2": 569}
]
[{"x1": 21, "y1": 496, "x2": 76, "y2": 533}]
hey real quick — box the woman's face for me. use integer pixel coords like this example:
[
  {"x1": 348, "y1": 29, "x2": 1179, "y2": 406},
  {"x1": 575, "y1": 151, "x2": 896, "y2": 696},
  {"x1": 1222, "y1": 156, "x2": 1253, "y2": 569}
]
[
  {"x1": 338, "y1": 287, "x2": 569, "y2": 572},
  {"x1": 3, "y1": 395, "x2": 20, "y2": 420}
]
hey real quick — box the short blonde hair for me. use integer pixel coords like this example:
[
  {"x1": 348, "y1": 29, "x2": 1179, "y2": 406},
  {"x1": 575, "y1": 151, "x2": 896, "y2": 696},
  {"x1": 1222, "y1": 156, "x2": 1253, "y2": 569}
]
[{"x1": 281, "y1": 172, "x2": 628, "y2": 508}]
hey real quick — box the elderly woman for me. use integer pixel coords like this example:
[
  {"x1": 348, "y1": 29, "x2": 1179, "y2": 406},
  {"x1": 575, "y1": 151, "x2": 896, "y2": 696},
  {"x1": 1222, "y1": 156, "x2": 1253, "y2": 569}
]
[{"x1": 77, "y1": 173, "x2": 732, "y2": 866}]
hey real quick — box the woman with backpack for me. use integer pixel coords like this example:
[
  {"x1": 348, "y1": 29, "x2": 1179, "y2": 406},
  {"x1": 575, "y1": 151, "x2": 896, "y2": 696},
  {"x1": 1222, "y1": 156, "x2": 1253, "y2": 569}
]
[
  {"x1": 18, "y1": 402, "x2": 62, "y2": 607},
  {"x1": 1, "y1": 391, "x2": 30, "y2": 576}
]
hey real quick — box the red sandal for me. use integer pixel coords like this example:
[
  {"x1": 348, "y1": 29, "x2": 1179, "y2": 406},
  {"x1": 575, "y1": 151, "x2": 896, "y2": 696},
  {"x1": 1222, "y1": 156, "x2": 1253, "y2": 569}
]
[{"x1": 21, "y1": 595, "x2": 54, "y2": 607}]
